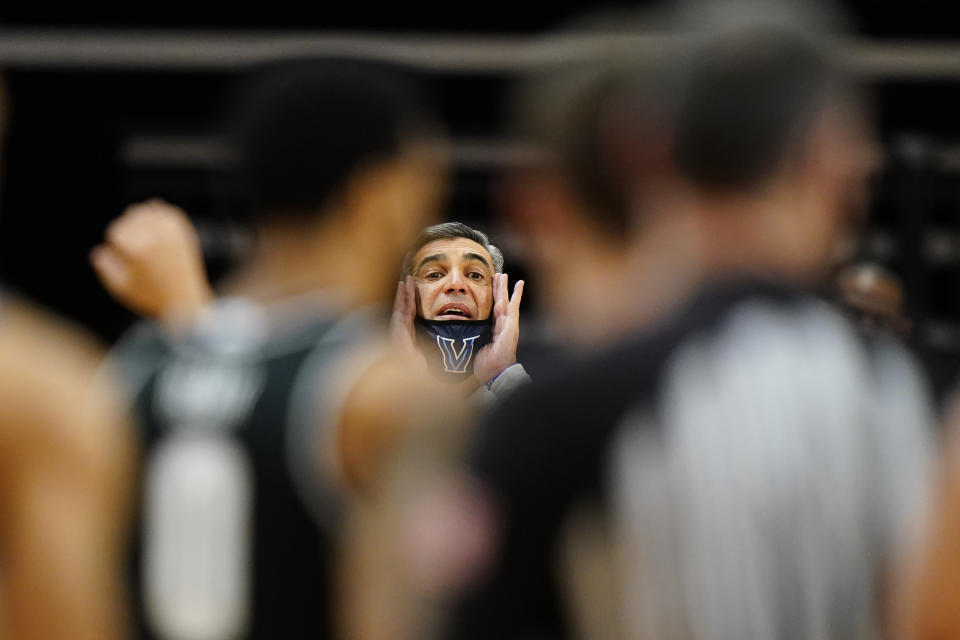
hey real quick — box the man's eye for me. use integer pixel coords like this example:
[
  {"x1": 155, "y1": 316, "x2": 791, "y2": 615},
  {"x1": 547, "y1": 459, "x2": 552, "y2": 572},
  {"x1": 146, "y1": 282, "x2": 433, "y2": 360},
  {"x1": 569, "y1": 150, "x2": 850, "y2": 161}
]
[
  {"x1": 426, "y1": 272, "x2": 443, "y2": 280},
  {"x1": 468, "y1": 272, "x2": 484, "y2": 281}
]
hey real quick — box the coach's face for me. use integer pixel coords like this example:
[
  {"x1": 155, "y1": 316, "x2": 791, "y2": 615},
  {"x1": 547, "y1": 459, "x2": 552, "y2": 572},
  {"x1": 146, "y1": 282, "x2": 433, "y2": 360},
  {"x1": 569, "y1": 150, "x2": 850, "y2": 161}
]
[{"x1": 411, "y1": 237, "x2": 495, "y2": 321}]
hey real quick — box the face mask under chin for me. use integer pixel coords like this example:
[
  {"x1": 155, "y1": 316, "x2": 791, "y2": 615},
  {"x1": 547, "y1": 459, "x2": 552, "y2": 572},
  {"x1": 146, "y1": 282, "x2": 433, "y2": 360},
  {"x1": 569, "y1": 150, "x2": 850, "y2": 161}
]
[{"x1": 414, "y1": 317, "x2": 494, "y2": 383}]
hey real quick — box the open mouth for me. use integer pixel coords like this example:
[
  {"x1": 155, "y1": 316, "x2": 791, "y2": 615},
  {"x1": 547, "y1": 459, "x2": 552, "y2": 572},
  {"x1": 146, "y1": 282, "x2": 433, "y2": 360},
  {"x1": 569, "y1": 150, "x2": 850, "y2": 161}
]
[{"x1": 436, "y1": 304, "x2": 472, "y2": 319}]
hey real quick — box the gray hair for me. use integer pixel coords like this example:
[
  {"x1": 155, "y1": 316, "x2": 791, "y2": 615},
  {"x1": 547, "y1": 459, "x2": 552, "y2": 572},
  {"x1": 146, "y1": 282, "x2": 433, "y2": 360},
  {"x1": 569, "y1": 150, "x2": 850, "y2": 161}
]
[{"x1": 400, "y1": 222, "x2": 505, "y2": 277}]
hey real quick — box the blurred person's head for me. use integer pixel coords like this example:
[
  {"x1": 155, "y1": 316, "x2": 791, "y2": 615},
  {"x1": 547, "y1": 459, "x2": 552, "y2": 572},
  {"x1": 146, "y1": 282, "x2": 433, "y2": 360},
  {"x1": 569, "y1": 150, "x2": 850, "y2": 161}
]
[
  {"x1": 674, "y1": 25, "x2": 877, "y2": 284},
  {"x1": 502, "y1": 37, "x2": 684, "y2": 341},
  {"x1": 227, "y1": 59, "x2": 448, "y2": 298},
  {"x1": 401, "y1": 222, "x2": 504, "y2": 321},
  {"x1": 834, "y1": 261, "x2": 909, "y2": 336},
  {"x1": 509, "y1": 67, "x2": 664, "y2": 243}
]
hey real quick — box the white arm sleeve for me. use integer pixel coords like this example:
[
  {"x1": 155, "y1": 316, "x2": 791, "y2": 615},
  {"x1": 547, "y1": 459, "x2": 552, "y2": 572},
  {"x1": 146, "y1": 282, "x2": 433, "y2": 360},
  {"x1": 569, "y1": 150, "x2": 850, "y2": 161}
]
[{"x1": 470, "y1": 363, "x2": 532, "y2": 412}]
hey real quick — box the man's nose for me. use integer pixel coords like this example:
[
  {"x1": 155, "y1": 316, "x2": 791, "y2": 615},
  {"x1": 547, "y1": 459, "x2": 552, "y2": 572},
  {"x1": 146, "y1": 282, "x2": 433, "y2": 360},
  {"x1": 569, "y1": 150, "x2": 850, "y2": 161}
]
[{"x1": 445, "y1": 270, "x2": 466, "y2": 293}]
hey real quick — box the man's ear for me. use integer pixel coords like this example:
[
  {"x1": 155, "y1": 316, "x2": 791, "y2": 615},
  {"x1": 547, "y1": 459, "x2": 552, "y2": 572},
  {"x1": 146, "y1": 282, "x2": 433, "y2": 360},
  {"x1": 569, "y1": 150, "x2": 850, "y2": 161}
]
[
  {"x1": 598, "y1": 99, "x2": 674, "y2": 221},
  {"x1": 498, "y1": 168, "x2": 576, "y2": 243},
  {"x1": 342, "y1": 158, "x2": 399, "y2": 223},
  {"x1": 342, "y1": 158, "x2": 421, "y2": 258}
]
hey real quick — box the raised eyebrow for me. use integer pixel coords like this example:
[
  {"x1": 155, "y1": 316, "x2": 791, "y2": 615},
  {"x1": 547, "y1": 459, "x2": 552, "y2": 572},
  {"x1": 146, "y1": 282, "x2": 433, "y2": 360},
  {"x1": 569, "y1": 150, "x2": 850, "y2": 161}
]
[
  {"x1": 415, "y1": 254, "x2": 447, "y2": 272},
  {"x1": 464, "y1": 252, "x2": 492, "y2": 271}
]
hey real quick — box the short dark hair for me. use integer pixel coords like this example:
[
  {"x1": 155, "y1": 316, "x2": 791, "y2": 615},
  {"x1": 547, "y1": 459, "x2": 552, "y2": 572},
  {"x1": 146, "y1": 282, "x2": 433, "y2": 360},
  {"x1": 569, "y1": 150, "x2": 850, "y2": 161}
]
[
  {"x1": 673, "y1": 27, "x2": 845, "y2": 191},
  {"x1": 400, "y1": 222, "x2": 504, "y2": 277},
  {"x1": 227, "y1": 59, "x2": 436, "y2": 223},
  {"x1": 511, "y1": 51, "x2": 678, "y2": 240}
]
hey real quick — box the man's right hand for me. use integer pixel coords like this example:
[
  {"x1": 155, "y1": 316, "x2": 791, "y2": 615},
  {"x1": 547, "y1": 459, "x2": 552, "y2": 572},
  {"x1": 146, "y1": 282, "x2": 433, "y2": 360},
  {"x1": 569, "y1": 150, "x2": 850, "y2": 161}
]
[
  {"x1": 390, "y1": 276, "x2": 428, "y2": 373},
  {"x1": 90, "y1": 199, "x2": 213, "y2": 326}
]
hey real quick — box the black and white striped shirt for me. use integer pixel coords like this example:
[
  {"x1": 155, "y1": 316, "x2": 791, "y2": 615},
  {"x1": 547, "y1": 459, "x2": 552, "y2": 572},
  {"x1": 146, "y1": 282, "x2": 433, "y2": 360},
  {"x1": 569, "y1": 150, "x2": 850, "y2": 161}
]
[{"x1": 449, "y1": 279, "x2": 934, "y2": 640}]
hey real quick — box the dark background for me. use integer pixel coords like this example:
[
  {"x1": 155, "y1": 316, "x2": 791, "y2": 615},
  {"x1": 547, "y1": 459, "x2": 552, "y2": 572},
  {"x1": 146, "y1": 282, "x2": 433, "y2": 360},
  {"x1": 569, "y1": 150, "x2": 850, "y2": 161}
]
[{"x1": 1, "y1": 0, "x2": 959, "y2": 384}]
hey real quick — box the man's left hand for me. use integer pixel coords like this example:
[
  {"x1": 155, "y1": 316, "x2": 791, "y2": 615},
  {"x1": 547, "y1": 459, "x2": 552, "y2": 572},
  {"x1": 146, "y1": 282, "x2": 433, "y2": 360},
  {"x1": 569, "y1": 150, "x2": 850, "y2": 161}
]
[{"x1": 474, "y1": 273, "x2": 524, "y2": 386}]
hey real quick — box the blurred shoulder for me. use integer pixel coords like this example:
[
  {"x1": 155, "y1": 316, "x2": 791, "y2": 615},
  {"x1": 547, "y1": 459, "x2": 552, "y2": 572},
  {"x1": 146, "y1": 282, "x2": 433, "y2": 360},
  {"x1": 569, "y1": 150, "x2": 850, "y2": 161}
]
[
  {"x1": 0, "y1": 296, "x2": 105, "y2": 378},
  {"x1": 0, "y1": 297, "x2": 120, "y2": 455}
]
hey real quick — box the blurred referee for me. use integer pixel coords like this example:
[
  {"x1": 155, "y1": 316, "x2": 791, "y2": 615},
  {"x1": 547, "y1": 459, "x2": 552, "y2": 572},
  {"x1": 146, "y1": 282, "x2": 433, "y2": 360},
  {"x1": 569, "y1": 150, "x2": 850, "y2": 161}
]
[{"x1": 447, "y1": 21, "x2": 935, "y2": 640}]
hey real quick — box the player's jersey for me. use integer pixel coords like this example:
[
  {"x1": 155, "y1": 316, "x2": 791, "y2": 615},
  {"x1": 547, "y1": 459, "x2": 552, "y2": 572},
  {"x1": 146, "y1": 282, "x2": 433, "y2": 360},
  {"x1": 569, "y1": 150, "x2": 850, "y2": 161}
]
[
  {"x1": 115, "y1": 295, "x2": 378, "y2": 640},
  {"x1": 449, "y1": 278, "x2": 934, "y2": 640}
]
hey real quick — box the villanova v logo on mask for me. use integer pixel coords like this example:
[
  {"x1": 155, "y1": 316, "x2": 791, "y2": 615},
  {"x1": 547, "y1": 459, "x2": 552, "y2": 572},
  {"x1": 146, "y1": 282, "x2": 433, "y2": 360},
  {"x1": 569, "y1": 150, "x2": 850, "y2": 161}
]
[
  {"x1": 436, "y1": 335, "x2": 480, "y2": 373},
  {"x1": 415, "y1": 317, "x2": 492, "y2": 380}
]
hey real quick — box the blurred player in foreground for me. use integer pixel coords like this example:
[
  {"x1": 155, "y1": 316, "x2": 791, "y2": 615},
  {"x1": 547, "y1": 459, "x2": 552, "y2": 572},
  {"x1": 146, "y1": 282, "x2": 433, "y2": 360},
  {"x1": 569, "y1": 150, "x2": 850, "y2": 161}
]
[
  {"x1": 444, "y1": 21, "x2": 934, "y2": 640},
  {"x1": 93, "y1": 206, "x2": 526, "y2": 640},
  {"x1": 0, "y1": 77, "x2": 132, "y2": 640},
  {"x1": 91, "y1": 60, "x2": 453, "y2": 639}
]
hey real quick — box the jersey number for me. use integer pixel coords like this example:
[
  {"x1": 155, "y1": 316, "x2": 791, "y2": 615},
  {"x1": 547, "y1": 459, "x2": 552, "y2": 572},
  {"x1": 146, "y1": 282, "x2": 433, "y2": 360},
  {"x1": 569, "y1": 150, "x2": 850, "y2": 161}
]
[{"x1": 143, "y1": 434, "x2": 253, "y2": 640}]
